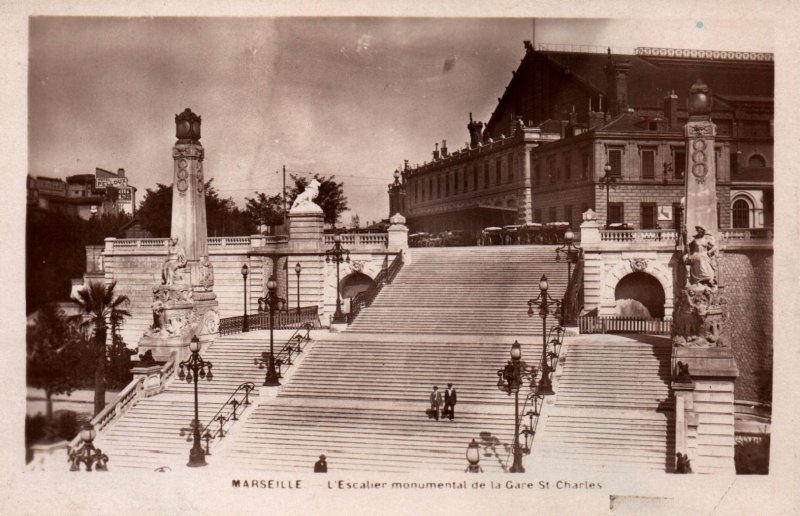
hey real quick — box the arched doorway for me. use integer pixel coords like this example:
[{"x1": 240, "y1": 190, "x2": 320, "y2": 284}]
[
  {"x1": 340, "y1": 272, "x2": 376, "y2": 313},
  {"x1": 614, "y1": 272, "x2": 665, "y2": 318}
]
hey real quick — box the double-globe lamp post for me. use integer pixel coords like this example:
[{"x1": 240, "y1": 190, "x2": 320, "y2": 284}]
[
  {"x1": 258, "y1": 275, "x2": 286, "y2": 386},
  {"x1": 528, "y1": 275, "x2": 561, "y2": 396},
  {"x1": 241, "y1": 264, "x2": 249, "y2": 332},
  {"x1": 496, "y1": 341, "x2": 537, "y2": 473},
  {"x1": 325, "y1": 233, "x2": 350, "y2": 324},
  {"x1": 179, "y1": 335, "x2": 213, "y2": 467}
]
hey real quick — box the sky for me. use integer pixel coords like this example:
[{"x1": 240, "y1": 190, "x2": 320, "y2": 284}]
[{"x1": 28, "y1": 17, "x2": 774, "y2": 225}]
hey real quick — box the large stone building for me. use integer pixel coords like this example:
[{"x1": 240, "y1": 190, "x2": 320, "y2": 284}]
[{"x1": 393, "y1": 44, "x2": 773, "y2": 235}]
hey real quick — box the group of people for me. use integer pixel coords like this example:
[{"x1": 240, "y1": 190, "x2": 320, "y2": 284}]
[{"x1": 429, "y1": 383, "x2": 457, "y2": 421}]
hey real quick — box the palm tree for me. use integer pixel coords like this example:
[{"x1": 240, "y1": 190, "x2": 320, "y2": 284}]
[{"x1": 73, "y1": 281, "x2": 131, "y2": 415}]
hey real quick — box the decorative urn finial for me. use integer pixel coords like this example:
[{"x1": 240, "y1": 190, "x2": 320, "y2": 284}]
[
  {"x1": 687, "y1": 80, "x2": 712, "y2": 115},
  {"x1": 175, "y1": 108, "x2": 202, "y2": 141}
]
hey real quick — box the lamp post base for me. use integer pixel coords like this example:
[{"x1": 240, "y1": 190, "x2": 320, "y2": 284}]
[
  {"x1": 509, "y1": 458, "x2": 526, "y2": 473},
  {"x1": 187, "y1": 444, "x2": 207, "y2": 467},
  {"x1": 263, "y1": 362, "x2": 281, "y2": 386}
]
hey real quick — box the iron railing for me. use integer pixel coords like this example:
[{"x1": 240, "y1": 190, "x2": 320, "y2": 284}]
[
  {"x1": 219, "y1": 305, "x2": 320, "y2": 336},
  {"x1": 347, "y1": 253, "x2": 404, "y2": 323},
  {"x1": 578, "y1": 315, "x2": 673, "y2": 335},
  {"x1": 561, "y1": 258, "x2": 584, "y2": 325},
  {"x1": 182, "y1": 382, "x2": 256, "y2": 455},
  {"x1": 255, "y1": 322, "x2": 314, "y2": 379}
]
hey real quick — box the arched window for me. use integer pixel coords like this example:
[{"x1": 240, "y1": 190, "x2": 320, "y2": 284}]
[
  {"x1": 748, "y1": 154, "x2": 766, "y2": 167},
  {"x1": 732, "y1": 198, "x2": 751, "y2": 228}
]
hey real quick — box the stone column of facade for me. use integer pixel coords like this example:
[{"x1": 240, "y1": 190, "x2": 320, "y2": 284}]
[
  {"x1": 288, "y1": 181, "x2": 326, "y2": 323},
  {"x1": 139, "y1": 109, "x2": 220, "y2": 361},
  {"x1": 671, "y1": 81, "x2": 738, "y2": 474}
]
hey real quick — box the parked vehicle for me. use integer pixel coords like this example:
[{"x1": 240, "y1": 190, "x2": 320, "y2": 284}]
[
  {"x1": 480, "y1": 227, "x2": 503, "y2": 246},
  {"x1": 502, "y1": 225, "x2": 520, "y2": 245},
  {"x1": 542, "y1": 222, "x2": 571, "y2": 244},
  {"x1": 441, "y1": 230, "x2": 473, "y2": 247},
  {"x1": 519, "y1": 222, "x2": 543, "y2": 244}
]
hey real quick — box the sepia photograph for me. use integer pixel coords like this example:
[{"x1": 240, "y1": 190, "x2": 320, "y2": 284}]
[{"x1": 3, "y1": 2, "x2": 798, "y2": 515}]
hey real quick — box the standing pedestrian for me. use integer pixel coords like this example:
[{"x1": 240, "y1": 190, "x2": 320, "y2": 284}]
[
  {"x1": 429, "y1": 386, "x2": 443, "y2": 421},
  {"x1": 444, "y1": 383, "x2": 457, "y2": 421}
]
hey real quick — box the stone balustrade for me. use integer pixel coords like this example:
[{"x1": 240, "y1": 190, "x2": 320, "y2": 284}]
[
  {"x1": 600, "y1": 228, "x2": 680, "y2": 244},
  {"x1": 322, "y1": 233, "x2": 389, "y2": 248}
]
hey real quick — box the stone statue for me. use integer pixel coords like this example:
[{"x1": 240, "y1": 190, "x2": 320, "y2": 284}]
[
  {"x1": 684, "y1": 226, "x2": 717, "y2": 287},
  {"x1": 199, "y1": 255, "x2": 214, "y2": 290},
  {"x1": 291, "y1": 179, "x2": 321, "y2": 209},
  {"x1": 162, "y1": 238, "x2": 187, "y2": 286}
]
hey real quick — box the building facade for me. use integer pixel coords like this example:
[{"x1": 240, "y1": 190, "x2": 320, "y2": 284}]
[
  {"x1": 393, "y1": 44, "x2": 773, "y2": 235},
  {"x1": 27, "y1": 167, "x2": 137, "y2": 219}
]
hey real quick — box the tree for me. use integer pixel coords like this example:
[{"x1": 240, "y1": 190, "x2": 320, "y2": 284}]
[
  {"x1": 73, "y1": 281, "x2": 131, "y2": 415},
  {"x1": 26, "y1": 304, "x2": 84, "y2": 422},
  {"x1": 288, "y1": 174, "x2": 348, "y2": 225},
  {"x1": 136, "y1": 183, "x2": 172, "y2": 237},
  {"x1": 136, "y1": 180, "x2": 256, "y2": 237},
  {"x1": 245, "y1": 192, "x2": 285, "y2": 233}
]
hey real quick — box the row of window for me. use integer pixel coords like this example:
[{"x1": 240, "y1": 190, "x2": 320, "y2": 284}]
[{"x1": 411, "y1": 153, "x2": 517, "y2": 203}]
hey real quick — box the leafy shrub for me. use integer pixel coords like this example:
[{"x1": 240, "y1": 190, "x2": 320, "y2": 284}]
[{"x1": 735, "y1": 435, "x2": 770, "y2": 474}]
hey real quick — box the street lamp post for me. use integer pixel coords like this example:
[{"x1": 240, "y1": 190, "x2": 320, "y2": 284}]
[
  {"x1": 241, "y1": 264, "x2": 249, "y2": 332},
  {"x1": 555, "y1": 228, "x2": 583, "y2": 324},
  {"x1": 257, "y1": 275, "x2": 286, "y2": 386},
  {"x1": 528, "y1": 275, "x2": 561, "y2": 396},
  {"x1": 178, "y1": 335, "x2": 213, "y2": 467},
  {"x1": 496, "y1": 341, "x2": 537, "y2": 473},
  {"x1": 68, "y1": 423, "x2": 109, "y2": 471},
  {"x1": 598, "y1": 162, "x2": 617, "y2": 228},
  {"x1": 325, "y1": 233, "x2": 350, "y2": 324},
  {"x1": 295, "y1": 262, "x2": 302, "y2": 313}
]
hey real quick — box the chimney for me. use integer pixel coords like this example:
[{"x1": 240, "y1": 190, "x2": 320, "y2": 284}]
[
  {"x1": 432, "y1": 142, "x2": 440, "y2": 160},
  {"x1": 467, "y1": 113, "x2": 484, "y2": 148},
  {"x1": 664, "y1": 90, "x2": 678, "y2": 127},
  {"x1": 604, "y1": 50, "x2": 632, "y2": 116},
  {"x1": 441, "y1": 140, "x2": 448, "y2": 157},
  {"x1": 116, "y1": 168, "x2": 126, "y2": 178}
]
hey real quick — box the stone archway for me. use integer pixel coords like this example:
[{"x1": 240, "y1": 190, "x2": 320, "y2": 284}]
[
  {"x1": 614, "y1": 271, "x2": 665, "y2": 318},
  {"x1": 341, "y1": 272, "x2": 376, "y2": 300},
  {"x1": 601, "y1": 257, "x2": 674, "y2": 318}
]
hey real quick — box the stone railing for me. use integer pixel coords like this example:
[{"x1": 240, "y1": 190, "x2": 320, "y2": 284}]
[
  {"x1": 322, "y1": 233, "x2": 388, "y2": 248},
  {"x1": 108, "y1": 237, "x2": 170, "y2": 250},
  {"x1": 599, "y1": 229, "x2": 680, "y2": 243},
  {"x1": 718, "y1": 228, "x2": 773, "y2": 242},
  {"x1": 208, "y1": 236, "x2": 251, "y2": 248},
  {"x1": 67, "y1": 358, "x2": 175, "y2": 454}
]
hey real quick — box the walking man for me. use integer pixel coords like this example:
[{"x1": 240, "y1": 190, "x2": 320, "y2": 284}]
[
  {"x1": 444, "y1": 383, "x2": 457, "y2": 421},
  {"x1": 430, "y1": 386, "x2": 443, "y2": 421}
]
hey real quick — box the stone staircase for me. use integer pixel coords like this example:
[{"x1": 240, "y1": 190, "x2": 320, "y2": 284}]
[
  {"x1": 530, "y1": 334, "x2": 675, "y2": 473},
  {"x1": 347, "y1": 246, "x2": 568, "y2": 335},
  {"x1": 92, "y1": 330, "x2": 302, "y2": 470},
  {"x1": 222, "y1": 333, "x2": 528, "y2": 473}
]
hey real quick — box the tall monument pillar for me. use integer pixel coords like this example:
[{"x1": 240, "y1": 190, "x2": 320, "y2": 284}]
[
  {"x1": 139, "y1": 109, "x2": 220, "y2": 361},
  {"x1": 671, "y1": 81, "x2": 737, "y2": 474}
]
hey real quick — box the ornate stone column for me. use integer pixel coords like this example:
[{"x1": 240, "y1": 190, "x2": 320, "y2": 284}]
[
  {"x1": 671, "y1": 81, "x2": 738, "y2": 474},
  {"x1": 139, "y1": 109, "x2": 220, "y2": 361}
]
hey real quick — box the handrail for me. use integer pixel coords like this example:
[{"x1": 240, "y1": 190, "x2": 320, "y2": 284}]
[
  {"x1": 68, "y1": 357, "x2": 175, "y2": 452},
  {"x1": 191, "y1": 382, "x2": 256, "y2": 451},
  {"x1": 347, "y1": 253, "x2": 404, "y2": 323},
  {"x1": 254, "y1": 322, "x2": 314, "y2": 380}
]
